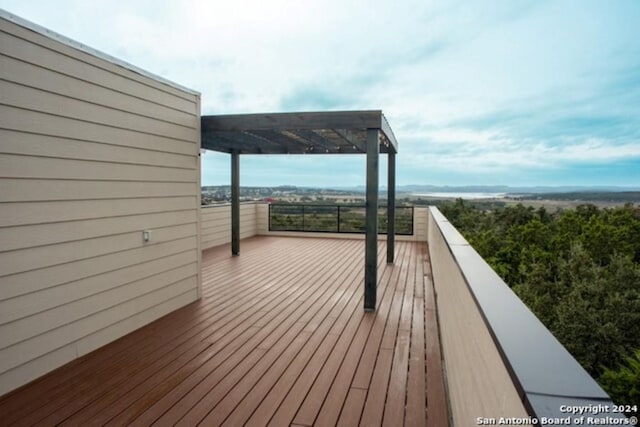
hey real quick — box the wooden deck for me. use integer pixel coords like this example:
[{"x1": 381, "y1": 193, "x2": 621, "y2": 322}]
[{"x1": 0, "y1": 236, "x2": 448, "y2": 426}]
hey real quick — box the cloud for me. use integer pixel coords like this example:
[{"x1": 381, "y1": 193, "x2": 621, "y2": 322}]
[{"x1": 2, "y1": 0, "x2": 639, "y2": 186}]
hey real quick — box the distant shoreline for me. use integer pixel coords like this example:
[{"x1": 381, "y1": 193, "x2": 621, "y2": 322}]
[{"x1": 411, "y1": 192, "x2": 508, "y2": 199}]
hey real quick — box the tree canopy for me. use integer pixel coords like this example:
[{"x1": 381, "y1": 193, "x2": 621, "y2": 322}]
[{"x1": 439, "y1": 200, "x2": 640, "y2": 412}]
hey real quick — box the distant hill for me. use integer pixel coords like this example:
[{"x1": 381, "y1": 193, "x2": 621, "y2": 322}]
[
  {"x1": 202, "y1": 184, "x2": 640, "y2": 195},
  {"x1": 515, "y1": 191, "x2": 640, "y2": 203},
  {"x1": 393, "y1": 185, "x2": 640, "y2": 194}
]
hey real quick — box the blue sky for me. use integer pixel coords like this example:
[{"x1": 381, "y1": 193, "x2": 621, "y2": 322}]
[{"x1": 2, "y1": 0, "x2": 639, "y2": 187}]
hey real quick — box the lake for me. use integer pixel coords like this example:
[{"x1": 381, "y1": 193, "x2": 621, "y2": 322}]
[{"x1": 413, "y1": 192, "x2": 507, "y2": 199}]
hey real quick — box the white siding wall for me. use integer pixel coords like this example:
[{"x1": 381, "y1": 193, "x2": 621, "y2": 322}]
[
  {"x1": 201, "y1": 203, "x2": 258, "y2": 250},
  {"x1": 414, "y1": 207, "x2": 428, "y2": 241},
  {"x1": 0, "y1": 14, "x2": 201, "y2": 396}
]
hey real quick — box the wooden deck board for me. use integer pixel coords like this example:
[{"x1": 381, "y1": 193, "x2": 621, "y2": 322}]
[{"x1": 0, "y1": 236, "x2": 448, "y2": 426}]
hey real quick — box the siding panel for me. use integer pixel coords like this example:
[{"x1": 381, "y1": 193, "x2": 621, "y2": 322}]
[
  {"x1": 0, "y1": 223, "x2": 197, "y2": 276},
  {"x1": 0, "y1": 197, "x2": 195, "y2": 227},
  {"x1": 0, "y1": 13, "x2": 201, "y2": 397},
  {"x1": 0, "y1": 179, "x2": 196, "y2": 202},
  {"x1": 0, "y1": 276, "x2": 197, "y2": 374},
  {"x1": 0, "y1": 250, "x2": 197, "y2": 324},
  {"x1": 0, "y1": 153, "x2": 195, "y2": 182},
  {"x1": 200, "y1": 204, "x2": 258, "y2": 250},
  {"x1": 0, "y1": 105, "x2": 195, "y2": 155},
  {"x1": 0, "y1": 129, "x2": 196, "y2": 169},
  {"x1": 0, "y1": 210, "x2": 196, "y2": 252},
  {"x1": 0, "y1": 263, "x2": 198, "y2": 350},
  {"x1": 0, "y1": 19, "x2": 196, "y2": 106},
  {"x1": 1, "y1": 238, "x2": 197, "y2": 301},
  {"x1": 0, "y1": 54, "x2": 196, "y2": 127},
  {"x1": 0, "y1": 79, "x2": 198, "y2": 141}
]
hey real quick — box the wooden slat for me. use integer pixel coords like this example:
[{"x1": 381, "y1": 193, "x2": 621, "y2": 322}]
[
  {"x1": 383, "y1": 242, "x2": 417, "y2": 426},
  {"x1": 360, "y1": 242, "x2": 415, "y2": 426},
  {"x1": 220, "y1": 242, "x2": 370, "y2": 426},
  {"x1": 423, "y1": 243, "x2": 450, "y2": 427},
  {"x1": 0, "y1": 237, "x2": 449, "y2": 425},
  {"x1": 157, "y1": 240, "x2": 361, "y2": 425},
  {"x1": 405, "y1": 247, "x2": 427, "y2": 427},
  {"x1": 0, "y1": 237, "x2": 314, "y2": 424},
  {"x1": 289, "y1": 243, "x2": 388, "y2": 426},
  {"x1": 317, "y1": 243, "x2": 411, "y2": 426},
  {"x1": 127, "y1": 239, "x2": 345, "y2": 425}
]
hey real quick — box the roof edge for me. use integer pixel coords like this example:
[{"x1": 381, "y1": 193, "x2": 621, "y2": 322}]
[{"x1": 0, "y1": 8, "x2": 200, "y2": 96}]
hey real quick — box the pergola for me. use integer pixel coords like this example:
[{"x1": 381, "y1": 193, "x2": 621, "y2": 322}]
[{"x1": 201, "y1": 110, "x2": 398, "y2": 311}]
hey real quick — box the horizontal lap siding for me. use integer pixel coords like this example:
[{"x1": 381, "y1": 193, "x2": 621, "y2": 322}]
[
  {"x1": 414, "y1": 207, "x2": 429, "y2": 241},
  {"x1": 0, "y1": 16, "x2": 201, "y2": 396},
  {"x1": 201, "y1": 204, "x2": 258, "y2": 250}
]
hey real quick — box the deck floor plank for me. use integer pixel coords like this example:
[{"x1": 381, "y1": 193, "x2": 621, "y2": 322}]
[
  {"x1": 383, "y1": 242, "x2": 417, "y2": 426},
  {"x1": 315, "y1": 243, "x2": 411, "y2": 427},
  {"x1": 0, "y1": 236, "x2": 447, "y2": 426},
  {"x1": 288, "y1": 244, "x2": 388, "y2": 427},
  {"x1": 176, "y1": 240, "x2": 364, "y2": 425},
  {"x1": 223, "y1": 245, "x2": 367, "y2": 426},
  {"x1": 151, "y1": 240, "x2": 359, "y2": 425}
]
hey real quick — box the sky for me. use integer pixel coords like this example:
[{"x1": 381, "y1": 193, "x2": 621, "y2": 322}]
[{"x1": 2, "y1": 0, "x2": 639, "y2": 188}]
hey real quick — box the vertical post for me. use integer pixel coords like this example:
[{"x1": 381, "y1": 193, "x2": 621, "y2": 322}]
[
  {"x1": 387, "y1": 151, "x2": 396, "y2": 264},
  {"x1": 231, "y1": 151, "x2": 240, "y2": 256},
  {"x1": 365, "y1": 129, "x2": 379, "y2": 311}
]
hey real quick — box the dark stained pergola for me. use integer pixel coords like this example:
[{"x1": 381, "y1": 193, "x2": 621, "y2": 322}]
[{"x1": 201, "y1": 110, "x2": 398, "y2": 311}]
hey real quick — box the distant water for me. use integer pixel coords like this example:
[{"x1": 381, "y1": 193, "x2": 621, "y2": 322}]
[{"x1": 413, "y1": 192, "x2": 507, "y2": 199}]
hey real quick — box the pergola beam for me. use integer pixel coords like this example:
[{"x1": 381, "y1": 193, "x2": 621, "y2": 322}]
[
  {"x1": 201, "y1": 110, "x2": 397, "y2": 155},
  {"x1": 204, "y1": 110, "x2": 385, "y2": 132}
]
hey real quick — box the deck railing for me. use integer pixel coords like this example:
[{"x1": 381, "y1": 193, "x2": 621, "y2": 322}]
[
  {"x1": 268, "y1": 204, "x2": 414, "y2": 235},
  {"x1": 428, "y1": 206, "x2": 626, "y2": 424}
]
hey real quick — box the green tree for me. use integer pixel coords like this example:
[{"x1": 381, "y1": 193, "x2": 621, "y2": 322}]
[
  {"x1": 599, "y1": 349, "x2": 640, "y2": 416},
  {"x1": 442, "y1": 202, "x2": 640, "y2": 403}
]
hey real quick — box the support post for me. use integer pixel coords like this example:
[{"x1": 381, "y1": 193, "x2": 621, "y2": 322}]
[
  {"x1": 387, "y1": 151, "x2": 396, "y2": 264},
  {"x1": 231, "y1": 151, "x2": 240, "y2": 256},
  {"x1": 365, "y1": 129, "x2": 379, "y2": 311}
]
